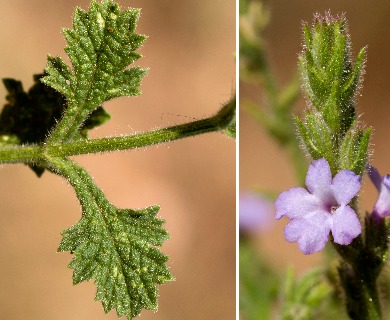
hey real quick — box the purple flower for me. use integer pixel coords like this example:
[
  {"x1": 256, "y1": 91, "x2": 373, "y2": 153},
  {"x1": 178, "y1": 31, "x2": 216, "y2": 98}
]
[
  {"x1": 240, "y1": 192, "x2": 273, "y2": 233},
  {"x1": 275, "y1": 158, "x2": 362, "y2": 255},
  {"x1": 368, "y1": 165, "x2": 390, "y2": 218}
]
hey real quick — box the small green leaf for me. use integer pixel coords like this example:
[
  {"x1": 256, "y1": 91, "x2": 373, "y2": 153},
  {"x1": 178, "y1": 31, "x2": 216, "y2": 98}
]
[
  {"x1": 51, "y1": 157, "x2": 173, "y2": 319},
  {"x1": 43, "y1": 0, "x2": 148, "y2": 144}
]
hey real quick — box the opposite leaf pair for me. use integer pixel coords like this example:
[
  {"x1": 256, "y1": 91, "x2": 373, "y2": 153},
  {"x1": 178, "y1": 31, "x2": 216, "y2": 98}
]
[{"x1": 0, "y1": 1, "x2": 171, "y2": 319}]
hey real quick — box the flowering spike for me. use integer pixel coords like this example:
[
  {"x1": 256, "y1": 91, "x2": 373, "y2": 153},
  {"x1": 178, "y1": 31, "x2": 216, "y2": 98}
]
[
  {"x1": 299, "y1": 12, "x2": 366, "y2": 136},
  {"x1": 296, "y1": 12, "x2": 371, "y2": 178}
]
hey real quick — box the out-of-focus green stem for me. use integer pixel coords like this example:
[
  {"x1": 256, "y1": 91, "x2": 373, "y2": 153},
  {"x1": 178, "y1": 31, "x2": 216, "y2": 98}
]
[{"x1": 240, "y1": 0, "x2": 307, "y2": 185}]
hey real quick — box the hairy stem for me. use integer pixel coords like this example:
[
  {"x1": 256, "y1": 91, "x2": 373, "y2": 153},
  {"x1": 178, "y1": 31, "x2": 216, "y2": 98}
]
[
  {"x1": 48, "y1": 98, "x2": 235, "y2": 156},
  {"x1": 0, "y1": 98, "x2": 235, "y2": 164},
  {"x1": 0, "y1": 144, "x2": 44, "y2": 164},
  {"x1": 339, "y1": 262, "x2": 382, "y2": 320}
]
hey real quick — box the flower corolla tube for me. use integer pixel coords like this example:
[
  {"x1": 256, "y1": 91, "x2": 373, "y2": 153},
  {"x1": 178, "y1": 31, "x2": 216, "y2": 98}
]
[{"x1": 368, "y1": 165, "x2": 390, "y2": 219}]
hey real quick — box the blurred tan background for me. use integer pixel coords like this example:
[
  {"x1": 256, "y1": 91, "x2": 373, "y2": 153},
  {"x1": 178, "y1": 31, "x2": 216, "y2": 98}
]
[
  {"x1": 241, "y1": 0, "x2": 390, "y2": 274},
  {"x1": 0, "y1": 1, "x2": 235, "y2": 319}
]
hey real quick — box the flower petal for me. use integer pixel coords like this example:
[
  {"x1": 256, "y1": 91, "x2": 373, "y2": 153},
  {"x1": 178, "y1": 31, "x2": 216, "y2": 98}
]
[
  {"x1": 239, "y1": 192, "x2": 273, "y2": 232},
  {"x1": 332, "y1": 170, "x2": 361, "y2": 205},
  {"x1": 368, "y1": 165, "x2": 382, "y2": 191},
  {"x1": 305, "y1": 158, "x2": 333, "y2": 201},
  {"x1": 331, "y1": 205, "x2": 361, "y2": 245},
  {"x1": 373, "y1": 174, "x2": 390, "y2": 218},
  {"x1": 275, "y1": 187, "x2": 319, "y2": 220},
  {"x1": 284, "y1": 211, "x2": 331, "y2": 254}
]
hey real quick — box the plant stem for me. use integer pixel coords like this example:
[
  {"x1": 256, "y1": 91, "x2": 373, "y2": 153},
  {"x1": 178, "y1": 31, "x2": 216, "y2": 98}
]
[
  {"x1": 0, "y1": 145, "x2": 43, "y2": 164},
  {"x1": 48, "y1": 103, "x2": 234, "y2": 156},
  {"x1": 338, "y1": 262, "x2": 382, "y2": 320},
  {"x1": 333, "y1": 229, "x2": 384, "y2": 320},
  {"x1": 0, "y1": 97, "x2": 235, "y2": 164}
]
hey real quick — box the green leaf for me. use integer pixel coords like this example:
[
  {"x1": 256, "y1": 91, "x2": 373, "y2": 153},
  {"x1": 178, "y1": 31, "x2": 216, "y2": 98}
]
[
  {"x1": 239, "y1": 240, "x2": 279, "y2": 320},
  {"x1": 0, "y1": 74, "x2": 111, "y2": 176},
  {"x1": 50, "y1": 157, "x2": 173, "y2": 319},
  {"x1": 0, "y1": 75, "x2": 65, "y2": 145},
  {"x1": 0, "y1": 74, "x2": 66, "y2": 176},
  {"x1": 80, "y1": 106, "x2": 111, "y2": 138},
  {"x1": 280, "y1": 268, "x2": 332, "y2": 320},
  {"x1": 43, "y1": 0, "x2": 147, "y2": 144}
]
